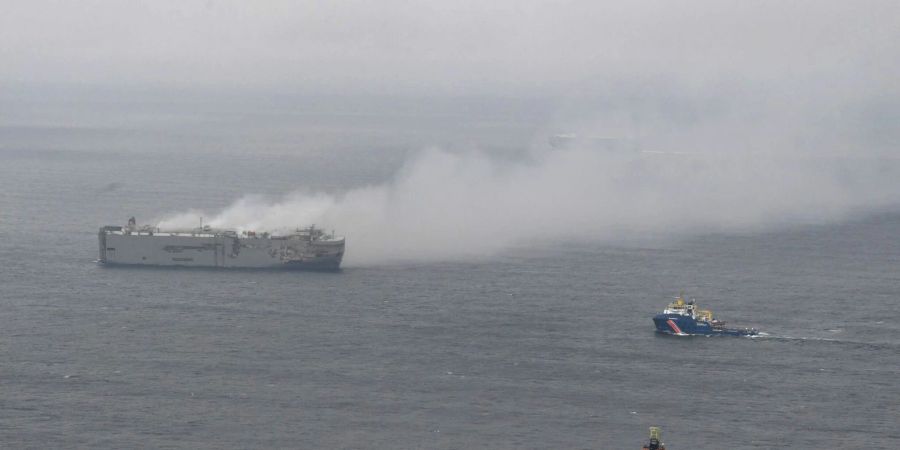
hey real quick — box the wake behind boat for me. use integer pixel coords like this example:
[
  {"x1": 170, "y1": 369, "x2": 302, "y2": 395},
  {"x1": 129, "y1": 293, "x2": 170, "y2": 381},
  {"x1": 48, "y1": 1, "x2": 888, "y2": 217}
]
[{"x1": 653, "y1": 293, "x2": 758, "y2": 337}]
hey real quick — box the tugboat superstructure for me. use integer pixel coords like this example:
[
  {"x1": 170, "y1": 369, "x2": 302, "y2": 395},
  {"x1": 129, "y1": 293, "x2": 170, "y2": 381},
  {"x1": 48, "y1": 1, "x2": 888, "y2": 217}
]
[{"x1": 641, "y1": 426, "x2": 666, "y2": 450}]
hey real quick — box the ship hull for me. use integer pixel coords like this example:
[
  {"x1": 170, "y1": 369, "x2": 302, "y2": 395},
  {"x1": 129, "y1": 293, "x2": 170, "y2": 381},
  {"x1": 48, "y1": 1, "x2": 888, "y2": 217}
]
[
  {"x1": 99, "y1": 228, "x2": 344, "y2": 270},
  {"x1": 653, "y1": 313, "x2": 757, "y2": 337}
]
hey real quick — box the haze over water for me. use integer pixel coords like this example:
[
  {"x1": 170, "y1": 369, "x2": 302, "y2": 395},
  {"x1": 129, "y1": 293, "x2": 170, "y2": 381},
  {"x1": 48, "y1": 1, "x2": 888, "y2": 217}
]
[{"x1": 2, "y1": 1, "x2": 900, "y2": 448}]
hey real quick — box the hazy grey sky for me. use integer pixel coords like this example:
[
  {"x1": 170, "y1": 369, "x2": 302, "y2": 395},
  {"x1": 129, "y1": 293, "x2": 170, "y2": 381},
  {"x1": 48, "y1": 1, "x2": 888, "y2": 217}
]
[{"x1": 3, "y1": 0, "x2": 898, "y2": 95}]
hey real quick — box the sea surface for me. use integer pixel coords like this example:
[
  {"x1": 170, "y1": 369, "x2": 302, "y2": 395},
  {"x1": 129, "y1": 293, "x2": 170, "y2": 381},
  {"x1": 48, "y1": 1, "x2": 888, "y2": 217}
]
[{"x1": 1, "y1": 93, "x2": 899, "y2": 449}]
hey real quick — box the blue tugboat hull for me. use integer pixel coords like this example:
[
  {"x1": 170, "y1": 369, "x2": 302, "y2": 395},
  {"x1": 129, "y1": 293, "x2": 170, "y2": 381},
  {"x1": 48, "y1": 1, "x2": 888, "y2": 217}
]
[{"x1": 653, "y1": 313, "x2": 757, "y2": 337}]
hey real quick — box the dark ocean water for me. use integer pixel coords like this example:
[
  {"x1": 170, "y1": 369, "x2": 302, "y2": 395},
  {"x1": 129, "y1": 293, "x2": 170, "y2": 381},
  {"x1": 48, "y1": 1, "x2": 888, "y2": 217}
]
[{"x1": 1, "y1": 97, "x2": 899, "y2": 449}]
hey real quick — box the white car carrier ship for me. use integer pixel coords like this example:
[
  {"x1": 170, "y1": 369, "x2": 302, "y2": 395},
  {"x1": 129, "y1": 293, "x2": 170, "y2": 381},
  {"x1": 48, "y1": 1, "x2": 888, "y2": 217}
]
[{"x1": 99, "y1": 217, "x2": 345, "y2": 270}]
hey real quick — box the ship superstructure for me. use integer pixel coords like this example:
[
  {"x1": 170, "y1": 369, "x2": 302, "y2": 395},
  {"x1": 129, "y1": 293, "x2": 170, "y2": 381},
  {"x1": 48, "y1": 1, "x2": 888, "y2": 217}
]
[
  {"x1": 98, "y1": 218, "x2": 344, "y2": 270},
  {"x1": 641, "y1": 427, "x2": 666, "y2": 450}
]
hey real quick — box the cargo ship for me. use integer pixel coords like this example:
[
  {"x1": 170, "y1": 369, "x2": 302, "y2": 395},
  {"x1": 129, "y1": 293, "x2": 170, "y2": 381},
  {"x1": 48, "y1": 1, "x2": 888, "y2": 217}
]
[
  {"x1": 98, "y1": 217, "x2": 344, "y2": 270},
  {"x1": 653, "y1": 293, "x2": 758, "y2": 336}
]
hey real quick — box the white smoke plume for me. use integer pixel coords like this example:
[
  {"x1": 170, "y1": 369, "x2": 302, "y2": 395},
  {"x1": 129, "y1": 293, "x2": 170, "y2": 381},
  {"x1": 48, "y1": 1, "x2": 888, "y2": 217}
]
[
  {"x1": 156, "y1": 67, "x2": 900, "y2": 266},
  {"x1": 157, "y1": 104, "x2": 900, "y2": 266}
]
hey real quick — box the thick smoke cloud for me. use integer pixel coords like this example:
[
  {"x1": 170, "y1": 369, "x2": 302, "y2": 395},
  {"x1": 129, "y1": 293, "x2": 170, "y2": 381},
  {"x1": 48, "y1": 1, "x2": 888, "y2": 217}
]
[
  {"x1": 157, "y1": 142, "x2": 899, "y2": 265},
  {"x1": 157, "y1": 79, "x2": 900, "y2": 265}
]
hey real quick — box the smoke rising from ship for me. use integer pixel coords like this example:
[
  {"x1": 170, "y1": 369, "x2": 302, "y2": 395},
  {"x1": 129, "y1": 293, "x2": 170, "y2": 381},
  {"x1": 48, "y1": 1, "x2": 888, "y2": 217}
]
[{"x1": 157, "y1": 82, "x2": 900, "y2": 266}]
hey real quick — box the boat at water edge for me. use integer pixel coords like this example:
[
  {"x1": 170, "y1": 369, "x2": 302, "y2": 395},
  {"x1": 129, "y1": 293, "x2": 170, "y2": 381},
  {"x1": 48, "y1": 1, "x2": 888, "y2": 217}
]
[{"x1": 653, "y1": 293, "x2": 758, "y2": 337}]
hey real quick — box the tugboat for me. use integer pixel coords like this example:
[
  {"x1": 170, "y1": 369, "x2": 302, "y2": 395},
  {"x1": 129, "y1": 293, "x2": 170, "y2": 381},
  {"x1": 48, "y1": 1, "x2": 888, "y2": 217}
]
[
  {"x1": 641, "y1": 427, "x2": 666, "y2": 450},
  {"x1": 653, "y1": 293, "x2": 758, "y2": 336}
]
